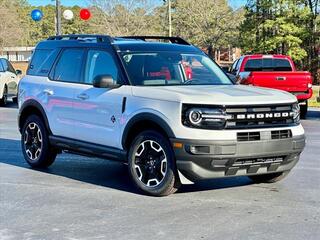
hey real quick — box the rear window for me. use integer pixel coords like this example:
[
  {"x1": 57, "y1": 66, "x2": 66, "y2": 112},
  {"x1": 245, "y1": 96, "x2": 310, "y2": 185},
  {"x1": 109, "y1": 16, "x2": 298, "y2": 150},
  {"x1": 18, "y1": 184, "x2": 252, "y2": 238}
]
[
  {"x1": 244, "y1": 58, "x2": 292, "y2": 72},
  {"x1": 27, "y1": 49, "x2": 60, "y2": 76}
]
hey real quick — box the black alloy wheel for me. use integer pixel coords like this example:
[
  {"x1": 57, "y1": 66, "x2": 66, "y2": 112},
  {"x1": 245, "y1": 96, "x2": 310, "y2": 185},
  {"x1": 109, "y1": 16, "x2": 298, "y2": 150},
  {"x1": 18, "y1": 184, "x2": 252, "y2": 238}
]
[{"x1": 128, "y1": 130, "x2": 180, "y2": 196}]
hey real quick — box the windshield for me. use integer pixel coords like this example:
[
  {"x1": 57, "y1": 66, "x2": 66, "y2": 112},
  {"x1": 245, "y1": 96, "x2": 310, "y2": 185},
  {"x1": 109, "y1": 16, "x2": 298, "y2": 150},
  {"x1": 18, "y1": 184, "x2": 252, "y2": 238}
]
[{"x1": 121, "y1": 52, "x2": 232, "y2": 86}]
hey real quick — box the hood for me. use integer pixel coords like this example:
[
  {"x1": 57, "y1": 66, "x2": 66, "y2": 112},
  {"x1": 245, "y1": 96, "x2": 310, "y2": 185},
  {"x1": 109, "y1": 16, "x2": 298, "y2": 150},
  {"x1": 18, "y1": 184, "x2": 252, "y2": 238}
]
[{"x1": 131, "y1": 85, "x2": 297, "y2": 105}]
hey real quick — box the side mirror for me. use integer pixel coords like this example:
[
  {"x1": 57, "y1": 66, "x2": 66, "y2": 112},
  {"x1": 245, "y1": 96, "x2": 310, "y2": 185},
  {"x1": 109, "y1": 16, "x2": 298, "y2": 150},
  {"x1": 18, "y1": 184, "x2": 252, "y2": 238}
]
[
  {"x1": 93, "y1": 75, "x2": 120, "y2": 89},
  {"x1": 16, "y1": 69, "x2": 22, "y2": 75}
]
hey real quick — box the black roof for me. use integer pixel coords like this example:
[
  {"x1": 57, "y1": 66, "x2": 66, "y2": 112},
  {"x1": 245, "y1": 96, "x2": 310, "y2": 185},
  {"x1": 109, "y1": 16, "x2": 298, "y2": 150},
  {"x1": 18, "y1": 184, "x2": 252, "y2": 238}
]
[{"x1": 36, "y1": 34, "x2": 202, "y2": 54}]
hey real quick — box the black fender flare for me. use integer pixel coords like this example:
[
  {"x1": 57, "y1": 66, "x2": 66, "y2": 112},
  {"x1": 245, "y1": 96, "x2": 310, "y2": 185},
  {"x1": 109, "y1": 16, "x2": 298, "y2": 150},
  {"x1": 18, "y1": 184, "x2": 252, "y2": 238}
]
[
  {"x1": 121, "y1": 112, "x2": 175, "y2": 148},
  {"x1": 18, "y1": 99, "x2": 51, "y2": 134}
]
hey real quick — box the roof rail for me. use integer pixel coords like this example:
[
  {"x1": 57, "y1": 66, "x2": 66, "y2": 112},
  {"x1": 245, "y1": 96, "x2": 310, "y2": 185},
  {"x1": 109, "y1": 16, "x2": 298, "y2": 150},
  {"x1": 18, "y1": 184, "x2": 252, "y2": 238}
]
[
  {"x1": 119, "y1": 36, "x2": 190, "y2": 45},
  {"x1": 47, "y1": 34, "x2": 113, "y2": 44}
]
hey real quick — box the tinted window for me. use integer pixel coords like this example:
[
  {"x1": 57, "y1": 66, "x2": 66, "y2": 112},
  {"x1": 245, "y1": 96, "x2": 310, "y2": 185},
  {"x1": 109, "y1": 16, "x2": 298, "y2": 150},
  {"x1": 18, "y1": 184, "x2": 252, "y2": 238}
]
[
  {"x1": 244, "y1": 59, "x2": 262, "y2": 71},
  {"x1": 231, "y1": 59, "x2": 238, "y2": 73},
  {"x1": 7, "y1": 61, "x2": 15, "y2": 73},
  {"x1": 244, "y1": 58, "x2": 292, "y2": 72},
  {"x1": 53, "y1": 49, "x2": 85, "y2": 83},
  {"x1": 28, "y1": 49, "x2": 60, "y2": 76},
  {"x1": 273, "y1": 59, "x2": 292, "y2": 71},
  {"x1": 1, "y1": 59, "x2": 8, "y2": 71},
  {"x1": 84, "y1": 50, "x2": 119, "y2": 84},
  {"x1": 0, "y1": 61, "x2": 4, "y2": 72}
]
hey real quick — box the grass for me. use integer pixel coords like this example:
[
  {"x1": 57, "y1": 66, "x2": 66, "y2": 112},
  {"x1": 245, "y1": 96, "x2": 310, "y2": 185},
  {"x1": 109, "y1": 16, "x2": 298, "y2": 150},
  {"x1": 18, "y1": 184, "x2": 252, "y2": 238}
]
[{"x1": 309, "y1": 86, "x2": 320, "y2": 108}]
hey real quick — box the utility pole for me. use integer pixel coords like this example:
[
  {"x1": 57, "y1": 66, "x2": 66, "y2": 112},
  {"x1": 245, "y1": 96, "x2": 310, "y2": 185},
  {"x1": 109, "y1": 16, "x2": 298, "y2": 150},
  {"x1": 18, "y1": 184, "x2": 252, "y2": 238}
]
[
  {"x1": 163, "y1": 0, "x2": 172, "y2": 37},
  {"x1": 55, "y1": 0, "x2": 61, "y2": 35},
  {"x1": 168, "y1": 0, "x2": 172, "y2": 37}
]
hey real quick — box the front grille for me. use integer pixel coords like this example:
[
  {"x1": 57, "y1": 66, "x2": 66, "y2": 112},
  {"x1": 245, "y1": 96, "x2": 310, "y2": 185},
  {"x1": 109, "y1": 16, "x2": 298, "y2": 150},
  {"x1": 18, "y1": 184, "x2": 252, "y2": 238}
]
[
  {"x1": 271, "y1": 130, "x2": 292, "y2": 139},
  {"x1": 237, "y1": 132, "x2": 260, "y2": 141},
  {"x1": 233, "y1": 156, "x2": 285, "y2": 167},
  {"x1": 225, "y1": 104, "x2": 295, "y2": 129}
]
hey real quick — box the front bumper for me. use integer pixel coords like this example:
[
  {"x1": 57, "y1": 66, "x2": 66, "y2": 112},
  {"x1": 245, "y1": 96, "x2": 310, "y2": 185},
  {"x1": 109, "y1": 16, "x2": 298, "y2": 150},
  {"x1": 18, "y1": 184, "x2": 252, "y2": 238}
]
[{"x1": 171, "y1": 134, "x2": 305, "y2": 181}]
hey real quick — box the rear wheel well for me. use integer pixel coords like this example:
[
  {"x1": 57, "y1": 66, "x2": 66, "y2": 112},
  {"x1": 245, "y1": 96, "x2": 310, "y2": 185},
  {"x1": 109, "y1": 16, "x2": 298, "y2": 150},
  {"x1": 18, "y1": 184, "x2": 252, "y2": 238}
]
[
  {"x1": 19, "y1": 106, "x2": 49, "y2": 134},
  {"x1": 123, "y1": 120, "x2": 170, "y2": 150}
]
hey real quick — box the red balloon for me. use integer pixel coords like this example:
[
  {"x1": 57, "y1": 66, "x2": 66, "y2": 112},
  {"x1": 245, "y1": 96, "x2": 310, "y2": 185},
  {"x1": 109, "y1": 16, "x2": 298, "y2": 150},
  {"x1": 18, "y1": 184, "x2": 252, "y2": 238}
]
[{"x1": 80, "y1": 9, "x2": 91, "y2": 20}]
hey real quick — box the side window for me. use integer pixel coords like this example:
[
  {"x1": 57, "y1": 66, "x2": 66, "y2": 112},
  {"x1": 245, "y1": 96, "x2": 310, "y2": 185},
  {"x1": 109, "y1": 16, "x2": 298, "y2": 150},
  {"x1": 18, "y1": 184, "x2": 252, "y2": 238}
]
[
  {"x1": 28, "y1": 49, "x2": 60, "y2": 76},
  {"x1": 53, "y1": 48, "x2": 85, "y2": 83},
  {"x1": 7, "y1": 61, "x2": 15, "y2": 73},
  {"x1": 231, "y1": 59, "x2": 239, "y2": 73},
  {"x1": 0, "y1": 61, "x2": 4, "y2": 72},
  {"x1": 1, "y1": 59, "x2": 8, "y2": 71},
  {"x1": 236, "y1": 58, "x2": 243, "y2": 72},
  {"x1": 84, "y1": 50, "x2": 119, "y2": 84}
]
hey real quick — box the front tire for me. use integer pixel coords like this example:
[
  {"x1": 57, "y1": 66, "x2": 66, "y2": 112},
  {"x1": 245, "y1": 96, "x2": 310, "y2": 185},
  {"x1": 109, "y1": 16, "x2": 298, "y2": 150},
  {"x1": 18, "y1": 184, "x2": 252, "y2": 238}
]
[
  {"x1": 249, "y1": 171, "x2": 289, "y2": 183},
  {"x1": 300, "y1": 102, "x2": 308, "y2": 119},
  {"x1": 0, "y1": 86, "x2": 8, "y2": 106},
  {"x1": 12, "y1": 96, "x2": 18, "y2": 104},
  {"x1": 128, "y1": 130, "x2": 180, "y2": 196},
  {"x1": 21, "y1": 115, "x2": 57, "y2": 168}
]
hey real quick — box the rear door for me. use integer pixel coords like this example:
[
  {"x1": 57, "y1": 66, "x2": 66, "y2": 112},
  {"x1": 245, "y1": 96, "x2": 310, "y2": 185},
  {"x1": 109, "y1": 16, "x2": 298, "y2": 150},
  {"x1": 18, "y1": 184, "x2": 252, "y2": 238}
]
[{"x1": 45, "y1": 48, "x2": 86, "y2": 138}]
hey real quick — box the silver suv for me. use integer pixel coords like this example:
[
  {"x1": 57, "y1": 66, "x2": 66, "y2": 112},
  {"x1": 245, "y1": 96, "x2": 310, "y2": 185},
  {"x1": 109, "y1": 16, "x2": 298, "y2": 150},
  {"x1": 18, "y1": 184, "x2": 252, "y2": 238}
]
[{"x1": 18, "y1": 35, "x2": 305, "y2": 196}]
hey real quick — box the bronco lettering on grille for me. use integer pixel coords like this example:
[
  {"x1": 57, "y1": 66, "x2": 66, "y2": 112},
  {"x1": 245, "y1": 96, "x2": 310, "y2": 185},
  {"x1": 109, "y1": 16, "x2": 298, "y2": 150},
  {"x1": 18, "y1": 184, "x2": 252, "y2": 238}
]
[{"x1": 235, "y1": 112, "x2": 294, "y2": 120}]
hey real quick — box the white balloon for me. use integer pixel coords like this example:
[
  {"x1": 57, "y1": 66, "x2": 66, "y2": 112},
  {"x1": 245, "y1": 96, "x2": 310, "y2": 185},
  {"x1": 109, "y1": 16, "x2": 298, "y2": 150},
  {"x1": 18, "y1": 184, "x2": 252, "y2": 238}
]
[{"x1": 63, "y1": 9, "x2": 74, "y2": 20}]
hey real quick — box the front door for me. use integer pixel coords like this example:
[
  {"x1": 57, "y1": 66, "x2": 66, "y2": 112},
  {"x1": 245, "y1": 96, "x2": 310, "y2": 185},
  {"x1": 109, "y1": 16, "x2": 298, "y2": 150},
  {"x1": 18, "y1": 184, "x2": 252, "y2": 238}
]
[{"x1": 72, "y1": 48, "x2": 127, "y2": 148}]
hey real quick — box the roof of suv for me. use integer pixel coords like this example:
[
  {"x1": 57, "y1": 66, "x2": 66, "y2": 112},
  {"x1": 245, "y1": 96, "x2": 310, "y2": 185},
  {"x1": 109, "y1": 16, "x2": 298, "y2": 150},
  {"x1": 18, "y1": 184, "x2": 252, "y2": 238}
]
[{"x1": 36, "y1": 35, "x2": 202, "y2": 54}]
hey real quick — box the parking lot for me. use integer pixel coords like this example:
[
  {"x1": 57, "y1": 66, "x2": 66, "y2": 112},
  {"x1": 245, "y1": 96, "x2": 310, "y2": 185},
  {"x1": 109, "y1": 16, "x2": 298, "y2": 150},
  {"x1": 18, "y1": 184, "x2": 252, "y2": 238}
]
[{"x1": 0, "y1": 102, "x2": 319, "y2": 240}]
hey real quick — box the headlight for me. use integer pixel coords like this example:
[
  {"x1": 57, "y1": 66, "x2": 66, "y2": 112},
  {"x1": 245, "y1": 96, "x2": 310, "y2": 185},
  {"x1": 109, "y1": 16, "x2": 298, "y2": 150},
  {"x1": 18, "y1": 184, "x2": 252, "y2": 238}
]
[
  {"x1": 292, "y1": 103, "x2": 300, "y2": 123},
  {"x1": 182, "y1": 105, "x2": 227, "y2": 129}
]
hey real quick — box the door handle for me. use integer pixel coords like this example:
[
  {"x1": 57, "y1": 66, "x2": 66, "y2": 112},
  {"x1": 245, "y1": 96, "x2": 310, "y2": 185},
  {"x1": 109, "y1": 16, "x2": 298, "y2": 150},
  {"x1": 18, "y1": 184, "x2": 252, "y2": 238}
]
[
  {"x1": 77, "y1": 93, "x2": 89, "y2": 100},
  {"x1": 43, "y1": 89, "x2": 54, "y2": 95},
  {"x1": 276, "y1": 76, "x2": 286, "y2": 81}
]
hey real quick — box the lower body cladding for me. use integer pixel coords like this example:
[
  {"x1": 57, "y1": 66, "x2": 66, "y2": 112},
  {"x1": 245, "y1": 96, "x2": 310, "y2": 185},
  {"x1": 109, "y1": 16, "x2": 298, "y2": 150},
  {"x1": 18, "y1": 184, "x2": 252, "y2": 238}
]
[{"x1": 171, "y1": 133, "x2": 305, "y2": 182}]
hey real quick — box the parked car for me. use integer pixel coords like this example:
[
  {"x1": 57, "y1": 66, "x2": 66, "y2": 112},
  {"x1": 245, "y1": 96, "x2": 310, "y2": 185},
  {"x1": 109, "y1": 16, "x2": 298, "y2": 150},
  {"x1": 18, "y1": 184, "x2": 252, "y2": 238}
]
[
  {"x1": 0, "y1": 58, "x2": 21, "y2": 106},
  {"x1": 229, "y1": 55, "x2": 313, "y2": 118},
  {"x1": 18, "y1": 35, "x2": 305, "y2": 196}
]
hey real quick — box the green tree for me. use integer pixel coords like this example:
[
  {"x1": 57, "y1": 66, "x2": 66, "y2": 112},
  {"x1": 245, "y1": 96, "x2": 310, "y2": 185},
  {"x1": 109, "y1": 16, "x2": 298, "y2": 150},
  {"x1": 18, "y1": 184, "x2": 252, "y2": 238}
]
[
  {"x1": 0, "y1": 0, "x2": 24, "y2": 50},
  {"x1": 171, "y1": 0, "x2": 244, "y2": 56},
  {"x1": 239, "y1": 0, "x2": 319, "y2": 82}
]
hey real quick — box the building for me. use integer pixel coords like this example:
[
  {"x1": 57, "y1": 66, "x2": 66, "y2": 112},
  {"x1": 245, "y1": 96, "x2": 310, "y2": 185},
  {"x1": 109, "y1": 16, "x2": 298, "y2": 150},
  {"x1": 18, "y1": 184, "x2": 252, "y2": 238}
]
[{"x1": 0, "y1": 47, "x2": 34, "y2": 74}]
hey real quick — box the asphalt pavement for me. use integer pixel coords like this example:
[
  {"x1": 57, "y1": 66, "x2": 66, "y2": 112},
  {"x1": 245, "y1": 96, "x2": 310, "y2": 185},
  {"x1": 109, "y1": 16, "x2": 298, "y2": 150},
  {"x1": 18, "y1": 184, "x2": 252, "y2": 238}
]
[{"x1": 0, "y1": 102, "x2": 319, "y2": 240}]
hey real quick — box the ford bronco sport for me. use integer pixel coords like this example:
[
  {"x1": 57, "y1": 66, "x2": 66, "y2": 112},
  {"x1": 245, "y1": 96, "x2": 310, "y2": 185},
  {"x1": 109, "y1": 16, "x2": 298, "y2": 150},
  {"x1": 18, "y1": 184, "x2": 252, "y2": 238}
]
[{"x1": 18, "y1": 35, "x2": 305, "y2": 196}]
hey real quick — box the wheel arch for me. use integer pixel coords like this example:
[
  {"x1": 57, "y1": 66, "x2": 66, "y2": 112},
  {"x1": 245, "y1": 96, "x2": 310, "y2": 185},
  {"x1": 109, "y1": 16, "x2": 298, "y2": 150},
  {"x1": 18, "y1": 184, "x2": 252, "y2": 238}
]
[
  {"x1": 122, "y1": 113, "x2": 175, "y2": 150},
  {"x1": 18, "y1": 100, "x2": 51, "y2": 134}
]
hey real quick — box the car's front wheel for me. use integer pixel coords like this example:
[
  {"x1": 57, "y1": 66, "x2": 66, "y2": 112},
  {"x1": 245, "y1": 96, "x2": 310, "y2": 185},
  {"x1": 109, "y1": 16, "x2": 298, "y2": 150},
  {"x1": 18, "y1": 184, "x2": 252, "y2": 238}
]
[
  {"x1": 128, "y1": 130, "x2": 180, "y2": 196},
  {"x1": 300, "y1": 101, "x2": 308, "y2": 119},
  {"x1": 0, "y1": 86, "x2": 8, "y2": 106},
  {"x1": 21, "y1": 115, "x2": 57, "y2": 168}
]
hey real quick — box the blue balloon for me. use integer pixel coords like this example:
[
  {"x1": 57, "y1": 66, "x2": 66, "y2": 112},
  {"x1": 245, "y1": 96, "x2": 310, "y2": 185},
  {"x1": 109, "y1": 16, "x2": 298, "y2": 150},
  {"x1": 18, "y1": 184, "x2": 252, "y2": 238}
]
[{"x1": 31, "y1": 9, "x2": 43, "y2": 21}]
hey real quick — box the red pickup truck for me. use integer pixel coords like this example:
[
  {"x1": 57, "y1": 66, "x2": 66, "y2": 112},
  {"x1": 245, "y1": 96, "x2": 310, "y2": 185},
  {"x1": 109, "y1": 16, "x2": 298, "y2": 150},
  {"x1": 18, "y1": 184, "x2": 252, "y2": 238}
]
[{"x1": 230, "y1": 55, "x2": 313, "y2": 118}]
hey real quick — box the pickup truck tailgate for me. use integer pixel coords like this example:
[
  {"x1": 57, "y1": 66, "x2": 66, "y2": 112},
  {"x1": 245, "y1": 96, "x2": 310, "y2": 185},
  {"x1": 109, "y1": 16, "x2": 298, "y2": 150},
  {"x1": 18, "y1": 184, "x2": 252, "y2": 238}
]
[{"x1": 249, "y1": 71, "x2": 312, "y2": 92}]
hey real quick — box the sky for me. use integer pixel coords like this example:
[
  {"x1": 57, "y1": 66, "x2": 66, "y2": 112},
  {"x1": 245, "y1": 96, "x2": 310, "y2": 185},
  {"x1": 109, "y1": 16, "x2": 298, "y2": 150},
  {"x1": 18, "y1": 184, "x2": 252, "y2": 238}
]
[{"x1": 28, "y1": 0, "x2": 247, "y2": 9}]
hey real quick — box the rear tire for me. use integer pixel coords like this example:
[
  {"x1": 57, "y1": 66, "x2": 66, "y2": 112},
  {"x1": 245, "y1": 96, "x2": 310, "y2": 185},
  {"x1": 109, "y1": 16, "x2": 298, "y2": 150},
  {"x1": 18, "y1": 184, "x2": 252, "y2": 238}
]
[
  {"x1": 0, "y1": 86, "x2": 8, "y2": 106},
  {"x1": 128, "y1": 130, "x2": 180, "y2": 196},
  {"x1": 300, "y1": 102, "x2": 308, "y2": 119},
  {"x1": 12, "y1": 96, "x2": 18, "y2": 104},
  {"x1": 21, "y1": 115, "x2": 57, "y2": 168},
  {"x1": 249, "y1": 171, "x2": 289, "y2": 183}
]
